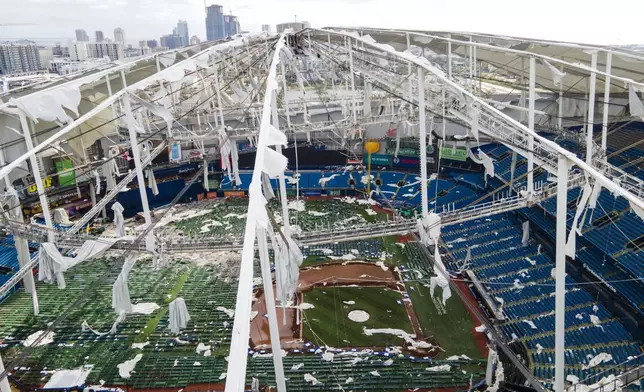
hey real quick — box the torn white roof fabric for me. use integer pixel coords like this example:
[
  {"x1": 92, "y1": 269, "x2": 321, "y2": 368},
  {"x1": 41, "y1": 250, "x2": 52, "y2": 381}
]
[
  {"x1": 38, "y1": 239, "x2": 118, "y2": 289},
  {"x1": 168, "y1": 297, "x2": 191, "y2": 334},
  {"x1": 112, "y1": 202, "x2": 126, "y2": 237}
]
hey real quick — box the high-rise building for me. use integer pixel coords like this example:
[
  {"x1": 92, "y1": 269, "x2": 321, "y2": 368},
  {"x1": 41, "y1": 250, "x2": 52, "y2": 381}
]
[
  {"x1": 176, "y1": 20, "x2": 189, "y2": 47},
  {"x1": 147, "y1": 40, "x2": 158, "y2": 49},
  {"x1": 160, "y1": 35, "x2": 183, "y2": 50},
  {"x1": 68, "y1": 41, "x2": 89, "y2": 61},
  {"x1": 223, "y1": 15, "x2": 239, "y2": 37},
  {"x1": 205, "y1": 5, "x2": 225, "y2": 41},
  {"x1": 86, "y1": 42, "x2": 123, "y2": 61},
  {"x1": 0, "y1": 43, "x2": 42, "y2": 75},
  {"x1": 52, "y1": 43, "x2": 69, "y2": 57},
  {"x1": 39, "y1": 48, "x2": 53, "y2": 70},
  {"x1": 95, "y1": 31, "x2": 104, "y2": 42},
  {"x1": 190, "y1": 36, "x2": 201, "y2": 45},
  {"x1": 114, "y1": 28, "x2": 126, "y2": 46},
  {"x1": 75, "y1": 29, "x2": 89, "y2": 42},
  {"x1": 262, "y1": 24, "x2": 271, "y2": 33}
]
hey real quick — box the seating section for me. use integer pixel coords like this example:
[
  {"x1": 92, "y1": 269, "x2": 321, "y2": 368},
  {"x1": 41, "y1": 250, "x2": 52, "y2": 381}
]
[
  {"x1": 0, "y1": 235, "x2": 37, "y2": 302},
  {"x1": 442, "y1": 214, "x2": 643, "y2": 385}
]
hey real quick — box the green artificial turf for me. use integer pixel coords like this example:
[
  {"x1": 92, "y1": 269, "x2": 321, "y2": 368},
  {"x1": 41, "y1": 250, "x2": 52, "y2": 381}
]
[
  {"x1": 302, "y1": 287, "x2": 413, "y2": 347},
  {"x1": 405, "y1": 280, "x2": 482, "y2": 359}
]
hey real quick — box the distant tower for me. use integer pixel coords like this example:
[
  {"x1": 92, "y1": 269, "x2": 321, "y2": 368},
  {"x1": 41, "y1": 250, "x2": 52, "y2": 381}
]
[
  {"x1": 205, "y1": 4, "x2": 225, "y2": 41},
  {"x1": 75, "y1": 29, "x2": 89, "y2": 42},
  {"x1": 95, "y1": 31, "x2": 104, "y2": 42},
  {"x1": 190, "y1": 35, "x2": 201, "y2": 45},
  {"x1": 176, "y1": 20, "x2": 189, "y2": 47},
  {"x1": 262, "y1": 24, "x2": 271, "y2": 33},
  {"x1": 114, "y1": 28, "x2": 126, "y2": 46}
]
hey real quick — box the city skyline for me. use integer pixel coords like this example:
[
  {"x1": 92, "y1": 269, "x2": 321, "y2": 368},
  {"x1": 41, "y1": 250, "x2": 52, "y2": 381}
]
[{"x1": 2, "y1": 0, "x2": 644, "y2": 45}]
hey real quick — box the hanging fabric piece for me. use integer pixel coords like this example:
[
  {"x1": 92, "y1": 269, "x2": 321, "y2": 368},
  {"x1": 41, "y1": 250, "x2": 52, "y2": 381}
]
[
  {"x1": 589, "y1": 181, "x2": 602, "y2": 209},
  {"x1": 168, "y1": 298, "x2": 191, "y2": 334},
  {"x1": 145, "y1": 168, "x2": 159, "y2": 196},
  {"x1": 231, "y1": 140, "x2": 241, "y2": 185},
  {"x1": 521, "y1": 221, "x2": 530, "y2": 247},
  {"x1": 542, "y1": 59, "x2": 566, "y2": 87},
  {"x1": 416, "y1": 212, "x2": 441, "y2": 247},
  {"x1": 267, "y1": 226, "x2": 303, "y2": 312},
  {"x1": 395, "y1": 123, "x2": 402, "y2": 157},
  {"x1": 112, "y1": 202, "x2": 125, "y2": 237},
  {"x1": 479, "y1": 150, "x2": 495, "y2": 179},
  {"x1": 363, "y1": 81, "x2": 372, "y2": 117},
  {"x1": 628, "y1": 83, "x2": 644, "y2": 121},
  {"x1": 261, "y1": 172, "x2": 275, "y2": 200},
  {"x1": 566, "y1": 179, "x2": 593, "y2": 260},
  {"x1": 262, "y1": 147, "x2": 288, "y2": 178},
  {"x1": 93, "y1": 170, "x2": 101, "y2": 195},
  {"x1": 266, "y1": 124, "x2": 287, "y2": 147},
  {"x1": 217, "y1": 127, "x2": 233, "y2": 180},
  {"x1": 103, "y1": 157, "x2": 118, "y2": 191},
  {"x1": 469, "y1": 104, "x2": 480, "y2": 143},
  {"x1": 130, "y1": 94, "x2": 174, "y2": 137},
  {"x1": 463, "y1": 247, "x2": 471, "y2": 268},
  {"x1": 82, "y1": 311, "x2": 126, "y2": 336},
  {"x1": 112, "y1": 254, "x2": 137, "y2": 314},
  {"x1": 38, "y1": 239, "x2": 118, "y2": 289},
  {"x1": 630, "y1": 200, "x2": 644, "y2": 221},
  {"x1": 53, "y1": 208, "x2": 72, "y2": 225},
  {"x1": 429, "y1": 244, "x2": 451, "y2": 305},
  {"x1": 203, "y1": 160, "x2": 210, "y2": 192}
]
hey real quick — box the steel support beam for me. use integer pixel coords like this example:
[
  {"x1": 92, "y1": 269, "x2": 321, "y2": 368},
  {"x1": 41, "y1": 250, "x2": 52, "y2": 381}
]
[
  {"x1": 528, "y1": 57, "x2": 536, "y2": 195},
  {"x1": 554, "y1": 155, "x2": 569, "y2": 392},
  {"x1": 19, "y1": 111, "x2": 53, "y2": 241},
  {"x1": 418, "y1": 67, "x2": 428, "y2": 217},
  {"x1": 123, "y1": 94, "x2": 153, "y2": 233},
  {"x1": 601, "y1": 53, "x2": 612, "y2": 155},
  {"x1": 586, "y1": 52, "x2": 598, "y2": 165}
]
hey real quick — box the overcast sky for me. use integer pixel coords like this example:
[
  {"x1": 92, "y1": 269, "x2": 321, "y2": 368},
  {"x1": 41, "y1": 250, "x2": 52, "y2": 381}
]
[{"x1": 1, "y1": 0, "x2": 643, "y2": 46}]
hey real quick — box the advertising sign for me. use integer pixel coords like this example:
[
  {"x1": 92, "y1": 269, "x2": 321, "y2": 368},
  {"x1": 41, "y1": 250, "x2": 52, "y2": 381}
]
[
  {"x1": 440, "y1": 147, "x2": 468, "y2": 162},
  {"x1": 224, "y1": 191, "x2": 245, "y2": 198},
  {"x1": 169, "y1": 141, "x2": 182, "y2": 162},
  {"x1": 27, "y1": 177, "x2": 52, "y2": 195},
  {"x1": 363, "y1": 153, "x2": 391, "y2": 166},
  {"x1": 56, "y1": 158, "x2": 76, "y2": 187}
]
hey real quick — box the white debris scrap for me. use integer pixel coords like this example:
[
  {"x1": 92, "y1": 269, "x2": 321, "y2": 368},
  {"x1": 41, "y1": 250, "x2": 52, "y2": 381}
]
[
  {"x1": 43, "y1": 367, "x2": 92, "y2": 389},
  {"x1": 567, "y1": 374, "x2": 580, "y2": 384},
  {"x1": 426, "y1": 365, "x2": 451, "y2": 372},
  {"x1": 343, "y1": 300, "x2": 356, "y2": 305},
  {"x1": 291, "y1": 363, "x2": 304, "y2": 370},
  {"x1": 322, "y1": 352, "x2": 335, "y2": 362},
  {"x1": 304, "y1": 373, "x2": 322, "y2": 385},
  {"x1": 131, "y1": 342, "x2": 149, "y2": 349},
  {"x1": 131, "y1": 303, "x2": 160, "y2": 315},
  {"x1": 216, "y1": 306, "x2": 235, "y2": 318},
  {"x1": 23, "y1": 331, "x2": 55, "y2": 347},
  {"x1": 474, "y1": 325, "x2": 487, "y2": 333},
  {"x1": 584, "y1": 353, "x2": 613, "y2": 369},
  {"x1": 370, "y1": 370, "x2": 381, "y2": 377},
  {"x1": 117, "y1": 354, "x2": 143, "y2": 379},
  {"x1": 522, "y1": 320, "x2": 538, "y2": 329},
  {"x1": 536, "y1": 343, "x2": 544, "y2": 354}
]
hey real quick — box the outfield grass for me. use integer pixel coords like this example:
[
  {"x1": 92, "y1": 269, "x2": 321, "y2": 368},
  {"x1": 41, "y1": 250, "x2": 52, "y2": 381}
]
[
  {"x1": 302, "y1": 287, "x2": 413, "y2": 347},
  {"x1": 406, "y1": 280, "x2": 482, "y2": 359}
]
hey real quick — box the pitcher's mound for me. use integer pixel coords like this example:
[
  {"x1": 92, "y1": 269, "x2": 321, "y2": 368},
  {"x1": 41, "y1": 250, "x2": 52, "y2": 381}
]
[{"x1": 348, "y1": 309, "x2": 370, "y2": 322}]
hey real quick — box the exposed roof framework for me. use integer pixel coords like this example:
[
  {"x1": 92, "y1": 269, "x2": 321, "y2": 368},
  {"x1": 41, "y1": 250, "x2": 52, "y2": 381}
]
[{"x1": 0, "y1": 27, "x2": 641, "y2": 392}]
